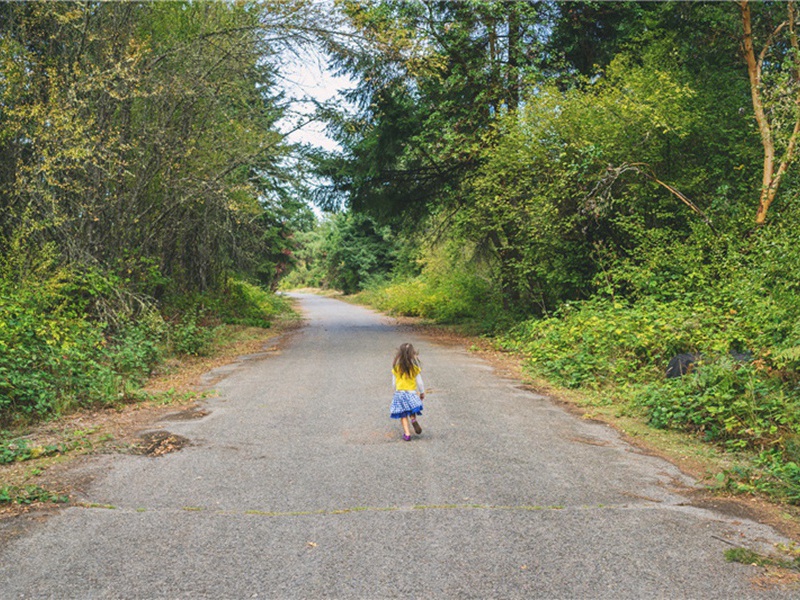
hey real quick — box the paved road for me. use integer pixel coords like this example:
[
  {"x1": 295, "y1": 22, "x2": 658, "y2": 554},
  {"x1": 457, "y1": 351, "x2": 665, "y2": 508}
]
[{"x1": 0, "y1": 294, "x2": 796, "y2": 599}]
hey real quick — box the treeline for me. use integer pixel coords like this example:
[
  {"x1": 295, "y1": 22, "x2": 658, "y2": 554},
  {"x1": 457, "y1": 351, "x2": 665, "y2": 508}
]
[
  {"x1": 292, "y1": 2, "x2": 800, "y2": 502},
  {"x1": 0, "y1": 2, "x2": 323, "y2": 423}
]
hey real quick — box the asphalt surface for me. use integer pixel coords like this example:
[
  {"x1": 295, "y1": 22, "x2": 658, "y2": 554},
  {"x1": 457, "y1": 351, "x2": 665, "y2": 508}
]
[{"x1": 0, "y1": 293, "x2": 797, "y2": 599}]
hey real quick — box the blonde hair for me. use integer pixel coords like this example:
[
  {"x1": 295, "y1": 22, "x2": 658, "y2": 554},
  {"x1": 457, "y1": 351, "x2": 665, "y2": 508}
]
[{"x1": 393, "y1": 342, "x2": 420, "y2": 378}]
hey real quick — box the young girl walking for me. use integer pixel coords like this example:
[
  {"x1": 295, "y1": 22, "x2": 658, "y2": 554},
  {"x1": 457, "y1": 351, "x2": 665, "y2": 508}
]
[{"x1": 390, "y1": 342, "x2": 425, "y2": 441}]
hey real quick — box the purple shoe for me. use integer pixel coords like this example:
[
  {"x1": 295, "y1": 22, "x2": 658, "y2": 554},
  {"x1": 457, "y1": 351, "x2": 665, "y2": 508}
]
[{"x1": 403, "y1": 434, "x2": 411, "y2": 441}]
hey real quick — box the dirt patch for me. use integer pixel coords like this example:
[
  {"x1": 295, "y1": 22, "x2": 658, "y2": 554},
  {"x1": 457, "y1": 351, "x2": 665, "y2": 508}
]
[
  {"x1": 130, "y1": 431, "x2": 190, "y2": 457},
  {"x1": 689, "y1": 491, "x2": 774, "y2": 524},
  {"x1": 687, "y1": 489, "x2": 800, "y2": 541}
]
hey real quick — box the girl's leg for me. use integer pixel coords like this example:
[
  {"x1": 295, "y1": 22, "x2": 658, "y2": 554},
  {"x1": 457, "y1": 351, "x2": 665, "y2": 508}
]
[
  {"x1": 400, "y1": 416, "x2": 412, "y2": 439},
  {"x1": 411, "y1": 414, "x2": 421, "y2": 434}
]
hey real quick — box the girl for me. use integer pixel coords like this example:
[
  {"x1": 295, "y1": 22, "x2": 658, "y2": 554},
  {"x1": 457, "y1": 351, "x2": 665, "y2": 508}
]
[{"x1": 390, "y1": 342, "x2": 425, "y2": 441}]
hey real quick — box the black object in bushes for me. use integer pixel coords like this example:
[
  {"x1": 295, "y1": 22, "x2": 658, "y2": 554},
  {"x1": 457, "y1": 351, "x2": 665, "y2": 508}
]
[{"x1": 665, "y1": 350, "x2": 753, "y2": 379}]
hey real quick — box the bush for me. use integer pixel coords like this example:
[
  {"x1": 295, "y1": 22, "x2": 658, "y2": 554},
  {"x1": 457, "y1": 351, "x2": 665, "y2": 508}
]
[
  {"x1": 354, "y1": 238, "x2": 504, "y2": 329},
  {"x1": 215, "y1": 278, "x2": 290, "y2": 326},
  {"x1": 634, "y1": 360, "x2": 800, "y2": 450},
  {"x1": 359, "y1": 270, "x2": 501, "y2": 327},
  {"x1": 500, "y1": 296, "x2": 747, "y2": 390},
  {"x1": 171, "y1": 311, "x2": 213, "y2": 356},
  {"x1": 110, "y1": 311, "x2": 166, "y2": 383},
  {"x1": 0, "y1": 284, "x2": 112, "y2": 421},
  {"x1": 0, "y1": 237, "x2": 292, "y2": 425}
]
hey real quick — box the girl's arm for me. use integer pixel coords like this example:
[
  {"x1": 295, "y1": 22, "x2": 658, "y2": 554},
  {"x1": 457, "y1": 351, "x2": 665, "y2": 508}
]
[
  {"x1": 416, "y1": 374, "x2": 425, "y2": 398},
  {"x1": 392, "y1": 373, "x2": 396, "y2": 390}
]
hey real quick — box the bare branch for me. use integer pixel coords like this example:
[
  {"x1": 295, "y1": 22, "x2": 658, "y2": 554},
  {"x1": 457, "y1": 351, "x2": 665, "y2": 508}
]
[{"x1": 590, "y1": 163, "x2": 717, "y2": 233}]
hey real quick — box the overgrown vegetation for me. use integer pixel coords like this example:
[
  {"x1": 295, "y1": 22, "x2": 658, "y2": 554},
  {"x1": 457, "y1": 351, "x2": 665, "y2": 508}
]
[
  {"x1": 0, "y1": 258, "x2": 294, "y2": 425},
  {"x1": 0, "y1": 2, "x2": 315, "y2": 425}
]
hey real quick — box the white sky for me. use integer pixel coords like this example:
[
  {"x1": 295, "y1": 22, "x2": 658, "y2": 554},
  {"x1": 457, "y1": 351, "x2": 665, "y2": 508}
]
[{"x1": 278, "y1": 51, "x2": 354, "y2": 152}]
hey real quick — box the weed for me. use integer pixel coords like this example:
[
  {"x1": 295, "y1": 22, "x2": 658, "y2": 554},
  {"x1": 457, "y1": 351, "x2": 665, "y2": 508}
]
[
  {"x1": 725, "y1": 547, "x2": 800, "y2": 571},
  {"x1": 0, "y1": 485, "x2": 68, "y2": 505},
  {"x1": 0, "y1": 439, "x2": 61, "y2": 464}
]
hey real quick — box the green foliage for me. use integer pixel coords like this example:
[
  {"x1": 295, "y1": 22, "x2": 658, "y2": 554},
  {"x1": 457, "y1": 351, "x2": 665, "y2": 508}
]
[
  {"x1": 359, "y1": 273, "x2": 497, "y2": 326},
  {"x1": 0, "y1": 282, "x2": 114, "y2": 422},
  {"x1": 355, "y1": 240, "x2": 503, "y2": 329},
  {"x1": 109, "y1": 314, "x2": 166, "y2": 384},
  {"x1": 0, "y1": 431, "x2": 94, "y2": 465},
  {"x1": 0, "y1": 439, "x2": 36, "y2": 464},
  {"x1": 0, "y1": 485, "x2": 69, "y2": 505},
  {"x1": 0, "y1": 256, "x2": 289, "y2": 422},
  {"x1": 168, "y1": 278, "x2": 290, "y2": 327},
  {"x1": 0, "y1": 2, "x2": 313, "y2": 299},
  {"x1": 635, "y1": 362, "x2": 798, "y2": 450},
  {"x1": 171, "y1": 311, "x2": 214, "y2": 357},
  {"x1": 284, "y1": 212, "x2": 398, "y2": 294},
  {"x1": 214, "y1": 279, "x2": 290, "y2": 327},
  {"x1": 500, "y1": 296, "x2": 731, "y2": 390},
  {"x1": 318, "y1": 1, "x2": 545, "y2": 219},
  {"x1": 321, "y1": 213, "x2": 397, "y2": 294}
]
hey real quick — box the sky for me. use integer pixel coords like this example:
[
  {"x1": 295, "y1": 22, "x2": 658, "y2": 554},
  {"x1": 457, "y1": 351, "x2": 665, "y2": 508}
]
[
  {"x1": 274, "y1": 49, "x2": 354, "y2": 216},
  {"x1": 278, "y1": 50, "x2": 353, "y2": 152}
]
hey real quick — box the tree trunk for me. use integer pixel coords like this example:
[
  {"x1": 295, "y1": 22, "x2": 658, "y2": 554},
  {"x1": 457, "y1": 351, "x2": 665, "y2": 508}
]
[
  {"x1": 507, "y1": 4, "x2": 521, "y2": 112},
  {"x1": 740, "y1": 0, "x2": 800, "y2": 225}
]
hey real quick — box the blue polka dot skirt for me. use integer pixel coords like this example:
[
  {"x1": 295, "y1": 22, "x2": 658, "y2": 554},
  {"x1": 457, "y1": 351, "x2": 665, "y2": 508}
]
[{"x1": 390, "y1": 390, "x2": 423, "y2": 419}]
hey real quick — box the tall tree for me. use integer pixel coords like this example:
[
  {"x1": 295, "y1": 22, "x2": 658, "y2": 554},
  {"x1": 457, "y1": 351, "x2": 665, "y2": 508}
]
[
  {"x1": 0, "y1": 1, "x2": 318, "y2": 301},
  {"x1": 316, "y1": 0, "x2": 547, "y2": 222}
]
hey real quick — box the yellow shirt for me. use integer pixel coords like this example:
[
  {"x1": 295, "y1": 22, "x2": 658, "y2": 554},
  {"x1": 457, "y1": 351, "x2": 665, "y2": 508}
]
[{"x1": 392, "y1": 365, "x2": 422, "y2": 392}]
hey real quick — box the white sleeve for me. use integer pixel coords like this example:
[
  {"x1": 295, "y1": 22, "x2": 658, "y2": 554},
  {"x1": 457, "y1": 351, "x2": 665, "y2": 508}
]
[
  {"x1": 392, "y1": 373, "x2": 396, "y2": 390},
  {"x1": 415, "y1": 374, "x2": 425, "y2": 394}
]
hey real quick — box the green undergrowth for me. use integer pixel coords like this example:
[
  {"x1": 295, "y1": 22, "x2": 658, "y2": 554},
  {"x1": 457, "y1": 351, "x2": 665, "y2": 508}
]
[
  {"x1": 0, "y1": 484, "x2": 69, "y2": 505},
  {"x1": 353, "y1": 274, "x2": 504, "y2": 332},
  {"x1": 0, "y1": 267, "x2": 294, "y2": 426}
]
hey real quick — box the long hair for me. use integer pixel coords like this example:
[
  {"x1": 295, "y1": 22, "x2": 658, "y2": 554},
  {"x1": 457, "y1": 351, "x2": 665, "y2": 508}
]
[{"x1": 393, "y1": 343, "x2": 420, "y2": 378}]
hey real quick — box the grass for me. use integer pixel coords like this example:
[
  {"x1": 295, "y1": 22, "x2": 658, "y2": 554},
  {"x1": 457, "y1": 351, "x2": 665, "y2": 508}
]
[{"x1": 725, "y1": 546, "x2": 800, "y2": 572}]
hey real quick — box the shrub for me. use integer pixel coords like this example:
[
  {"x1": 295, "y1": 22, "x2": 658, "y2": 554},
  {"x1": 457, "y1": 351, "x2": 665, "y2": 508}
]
[
  {"x1": 634, "y1": 360, "x2": 800, "y2": 450},
  {"x1": 0, "y1": 287, "x2": 112, "y2": 422},
  {"x1": 359, "y1": 271, "x2": 501, "y2": 327},
  {"x1": 499, "y1": 296, "x2": 746, "y2": 389},
  {"x1": 171, "y1": 311, "x2": 213, "y2": 356},
  {"x1": 215, "y1": 278, "x2": 290, "y2": 326}
]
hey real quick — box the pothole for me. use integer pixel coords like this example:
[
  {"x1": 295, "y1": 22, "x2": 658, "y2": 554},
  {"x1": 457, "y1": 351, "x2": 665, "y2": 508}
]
[{"x1": 131, "y1": 431, "x2": 190, "y2": 457}]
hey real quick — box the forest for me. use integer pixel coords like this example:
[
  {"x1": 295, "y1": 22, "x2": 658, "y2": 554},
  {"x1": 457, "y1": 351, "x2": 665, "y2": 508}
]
[{"x1": 3, "y1": 1, "x2": 800, "y2": 504}]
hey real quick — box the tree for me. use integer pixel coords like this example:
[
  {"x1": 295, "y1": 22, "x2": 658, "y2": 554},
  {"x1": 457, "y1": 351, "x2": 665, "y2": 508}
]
[
  {"x1": 315, "y1": 1, "x2": 548, "y2": 223},
  {"x1": 0, "y1": 2, "x2": 318, "y2": 306},
  {"x1": 739, "y1": 0, "x2": 800, "y2": 225}
]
